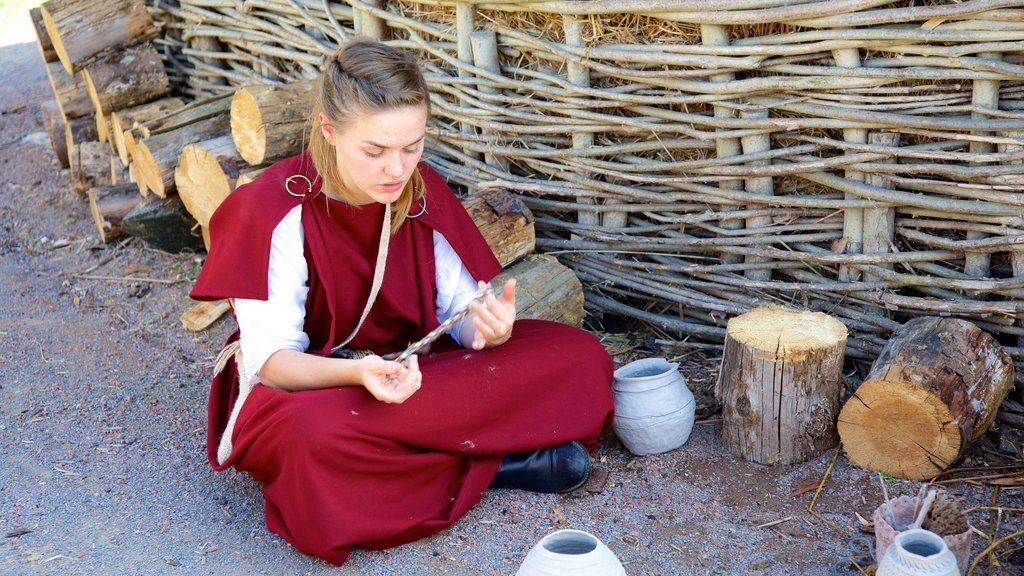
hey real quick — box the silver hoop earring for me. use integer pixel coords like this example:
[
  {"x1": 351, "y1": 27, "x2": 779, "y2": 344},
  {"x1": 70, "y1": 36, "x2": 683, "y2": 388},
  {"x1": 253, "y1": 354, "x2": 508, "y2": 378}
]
[{"x1": 408, "y1": 196, "x2": 427, "y2": 219}]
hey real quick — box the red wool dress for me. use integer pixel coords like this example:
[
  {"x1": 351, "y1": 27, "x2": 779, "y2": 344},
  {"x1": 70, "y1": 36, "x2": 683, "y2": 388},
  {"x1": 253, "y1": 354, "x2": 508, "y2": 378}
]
[{"x1": 190, "y1": 152, "x2": 614, "y2": 566}]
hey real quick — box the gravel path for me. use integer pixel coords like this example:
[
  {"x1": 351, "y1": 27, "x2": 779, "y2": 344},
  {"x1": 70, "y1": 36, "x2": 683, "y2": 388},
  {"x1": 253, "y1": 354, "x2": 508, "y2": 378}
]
[{"x1": 1, "y1": 39, "x2": 1021, "y2": 576}]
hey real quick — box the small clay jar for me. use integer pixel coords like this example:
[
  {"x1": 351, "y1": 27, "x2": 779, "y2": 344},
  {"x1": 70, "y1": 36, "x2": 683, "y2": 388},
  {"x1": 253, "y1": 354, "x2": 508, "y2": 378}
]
[
  {"x1": 516, "y1": 530, "x2": 626, "y2": 576},
  {"x1": 877, "y1": 528, "x2": 960, "y2": 576},
  {"x1": 611, "y1": 358, "x2": 695, "y2": 455}
]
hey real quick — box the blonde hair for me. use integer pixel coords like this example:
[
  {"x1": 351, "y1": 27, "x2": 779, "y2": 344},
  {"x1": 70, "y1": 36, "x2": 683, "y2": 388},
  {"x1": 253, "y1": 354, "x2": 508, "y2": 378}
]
[{"x1": 308, "y1": 39, "x2": 431, "y2": 232}]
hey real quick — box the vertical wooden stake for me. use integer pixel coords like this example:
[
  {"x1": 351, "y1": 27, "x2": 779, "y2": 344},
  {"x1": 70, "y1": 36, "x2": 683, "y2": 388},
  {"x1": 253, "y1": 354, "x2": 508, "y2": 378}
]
[
  {"x1": 702, "y1": 24, "x2": 743, "y2": 264},
  {"x1": 863, "y1": 132, "x2": 899, "y2": 283},
  {"x1": 562, "y1": 15, "x2": 599, "y2": 229},
  {"x1": 965, "y1": 52, "x2": 1002, "y2": 279},
  {"x1": 833, "y1": 48, "x2": 868, "y2": 282},
  {"x1": 739, "y1": 108, "x2": 772, "y2": 281}
]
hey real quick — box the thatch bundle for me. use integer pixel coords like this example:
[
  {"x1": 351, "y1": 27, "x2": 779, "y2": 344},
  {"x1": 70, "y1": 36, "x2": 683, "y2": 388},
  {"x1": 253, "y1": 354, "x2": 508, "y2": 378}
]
[{"x1": 148, "y1": 0, "x2": 1024, "y2": 359}]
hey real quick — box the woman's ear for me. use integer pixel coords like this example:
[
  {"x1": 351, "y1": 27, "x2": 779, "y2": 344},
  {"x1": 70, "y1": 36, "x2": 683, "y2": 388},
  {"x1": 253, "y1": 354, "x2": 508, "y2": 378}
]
[{"x1": 318, "y1": 112, "x2": 335, "y2": 145}]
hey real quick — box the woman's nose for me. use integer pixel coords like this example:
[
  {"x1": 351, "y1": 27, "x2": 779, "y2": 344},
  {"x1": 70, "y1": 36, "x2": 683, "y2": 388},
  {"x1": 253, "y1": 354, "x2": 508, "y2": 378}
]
[{"x1": 384, "y1": 154, "x2": 403, "y2": 177}]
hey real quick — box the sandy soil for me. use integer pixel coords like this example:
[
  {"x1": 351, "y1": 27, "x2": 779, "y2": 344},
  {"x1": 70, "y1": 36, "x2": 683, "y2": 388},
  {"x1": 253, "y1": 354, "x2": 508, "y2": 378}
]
[{"x1": 1, "y1": 39, "x2": 1022, "y2": 576}]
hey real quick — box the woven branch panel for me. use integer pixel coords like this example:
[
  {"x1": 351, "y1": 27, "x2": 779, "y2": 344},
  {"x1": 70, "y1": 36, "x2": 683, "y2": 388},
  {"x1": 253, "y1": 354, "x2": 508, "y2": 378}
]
[{"x1": 151, "y1": 0, "x2": 1024, "y2": 359}]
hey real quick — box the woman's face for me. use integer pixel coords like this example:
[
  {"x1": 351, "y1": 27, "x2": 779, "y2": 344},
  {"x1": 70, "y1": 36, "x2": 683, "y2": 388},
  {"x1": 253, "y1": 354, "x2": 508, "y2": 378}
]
[{"x1": 319, "y1": 104, "x2": 428, "y2": 205}]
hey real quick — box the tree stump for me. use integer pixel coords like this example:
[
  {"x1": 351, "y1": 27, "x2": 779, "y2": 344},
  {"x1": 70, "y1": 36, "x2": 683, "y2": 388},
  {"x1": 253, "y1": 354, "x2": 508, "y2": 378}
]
[
  {"x1": 716, "y1": 306, "x2": 848, "y2": 465},
  {"x1": 838, "y1": 317, "x2": 1015, "y2": 480}
]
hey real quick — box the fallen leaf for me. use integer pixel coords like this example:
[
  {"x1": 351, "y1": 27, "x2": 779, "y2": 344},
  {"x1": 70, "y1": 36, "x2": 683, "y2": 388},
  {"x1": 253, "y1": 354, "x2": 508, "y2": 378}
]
[
  {"x1": 550, "y1": 504, "x2": 567, "y2": 526},
  {"x1": 787, "y1": 481, "x2": 820, "y2": 498},
  {"x1": 984, "y1": 473, "x2": 1024, "y2": 487}
]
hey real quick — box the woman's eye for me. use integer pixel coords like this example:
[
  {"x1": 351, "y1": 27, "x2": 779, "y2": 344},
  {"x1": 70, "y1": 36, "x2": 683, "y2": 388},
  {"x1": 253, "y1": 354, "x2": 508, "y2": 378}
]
[
  {"x1": 366, "y1": 150, "x2": 383, "y2": 158},
  {"x1": 404, "y1": 146, "x2": 421, "y2": 154}
]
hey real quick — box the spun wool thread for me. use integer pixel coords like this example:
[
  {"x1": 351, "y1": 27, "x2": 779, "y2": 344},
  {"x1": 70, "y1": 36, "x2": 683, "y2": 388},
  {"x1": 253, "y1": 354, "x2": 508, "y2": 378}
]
[{"x1": 382, "y1": 285, "x2": 494, "y2": 363}]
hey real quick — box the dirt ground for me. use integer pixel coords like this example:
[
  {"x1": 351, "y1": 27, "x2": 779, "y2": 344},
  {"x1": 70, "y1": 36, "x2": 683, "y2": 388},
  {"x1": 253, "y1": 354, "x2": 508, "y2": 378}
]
[{"x1": 1, "y1": 39, "x2": 1022, "y2": 576}]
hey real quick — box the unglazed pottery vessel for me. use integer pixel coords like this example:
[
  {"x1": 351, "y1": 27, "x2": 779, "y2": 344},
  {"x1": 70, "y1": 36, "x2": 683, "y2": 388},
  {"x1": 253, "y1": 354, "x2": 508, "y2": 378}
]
[
  {"x1": 873, "y1": 496, "x2": 971, "y2": 575},
  {"x1": 611, "y1": 358, "x2": 695, "y2": 455},
  {"x1": 516, "y1": 530, "x2": 626, "y2": 576},
  {"x1": 877, "y1": 529, "x2": 960, "y2": 576}
]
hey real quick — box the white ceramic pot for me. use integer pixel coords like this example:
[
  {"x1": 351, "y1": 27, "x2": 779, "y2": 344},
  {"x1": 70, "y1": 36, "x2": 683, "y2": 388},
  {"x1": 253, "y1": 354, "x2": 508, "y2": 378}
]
[
  {"x1": 516, "y1": 530, "x2": 626, "y2": 576},
  {"x1": 877, "y1": 529, "x2": 960, "y2": 576},
  {"x1": 611, "y1": 358, "x2": 695, "y2": 455}
]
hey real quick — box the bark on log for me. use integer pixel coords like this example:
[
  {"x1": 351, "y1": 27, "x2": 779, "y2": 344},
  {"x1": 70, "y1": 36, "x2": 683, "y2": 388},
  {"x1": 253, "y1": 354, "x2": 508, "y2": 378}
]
[
  {"x1": 462, "y1": 189, "x2": 535, "y2": 268},
  {"x1": 40, "y1": 0, "x2": 156, "y2": 74},
  {"x1": 174, "y1": 136, "x2": 243, "y2": 228},
  {"x1": 30, "y1": 7, "x2": 58, "y2": 63},
  {"x1": 230, "y1": 81, "x2": 314, "y2": 165},
  {"x1": 41, "y1": 100, "x2": 69, "y2": 169},
  {"x1": 122, "y1": 195, "x2": 204, "y2": 253},
  {"x1": 131, "y1": 98, "x2": 232, "y2": 197},
  {"x1": 45, "y1": 61, "x2": 93, "y2": 120},
  {"x1": 87, "y1": 183, "x2": 140, "y2": 243},
  {"x1": 111, "y1": 96, "x2": 186, "y2": 165},
  {"x1": 72, "y1": 140, "x2": 112, "y2": 194},
  {"x1": 82, "y1": 42, "x2": 170, "y2": 135},
  {"x1": 838, "y1": 317, "x2": 1015, "y2": 480},
  {"x1": 110, "y1": 155, "x2": 130, "y2": 185},
  {"x1": 716, "y1": 305, "x2": 848, "y2": 465},
  {"x1": 494, "y1": 254, "x2": 584, "y2": 327}
]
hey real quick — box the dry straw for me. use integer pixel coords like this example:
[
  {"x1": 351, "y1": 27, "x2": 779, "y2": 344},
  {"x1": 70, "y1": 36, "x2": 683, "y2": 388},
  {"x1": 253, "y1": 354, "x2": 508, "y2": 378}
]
[{"x1": 152, "y1": 0, "x2": 1024, "y2": 358}]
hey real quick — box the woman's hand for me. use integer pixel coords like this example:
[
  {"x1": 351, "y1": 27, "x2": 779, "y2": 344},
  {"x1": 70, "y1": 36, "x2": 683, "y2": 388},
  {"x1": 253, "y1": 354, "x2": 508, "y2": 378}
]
[
  {"x1": 357, "y1": 354, "x2": 421, "y2": 404},
  {"x1": 466, "y1": 278, "x2": 517, "y2": 350}
]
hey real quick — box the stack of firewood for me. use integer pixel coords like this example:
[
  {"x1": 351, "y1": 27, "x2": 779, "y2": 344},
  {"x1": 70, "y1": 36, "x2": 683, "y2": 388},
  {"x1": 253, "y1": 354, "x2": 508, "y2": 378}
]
[{"x1": 31, "y1": 0, "x2": 585, "y2": 331}]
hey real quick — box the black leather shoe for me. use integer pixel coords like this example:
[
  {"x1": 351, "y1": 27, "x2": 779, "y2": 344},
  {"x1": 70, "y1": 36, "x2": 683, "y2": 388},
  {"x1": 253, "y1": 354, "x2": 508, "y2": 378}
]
[{"x1": 490, "y1": 441, "x2": 592, "y2": 493}]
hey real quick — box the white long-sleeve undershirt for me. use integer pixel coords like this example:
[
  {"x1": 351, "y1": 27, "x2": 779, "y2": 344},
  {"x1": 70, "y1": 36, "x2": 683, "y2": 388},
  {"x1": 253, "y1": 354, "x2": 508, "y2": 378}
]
[{"x1": 232, "y1": 204, "x2": 481, "y2": 385}]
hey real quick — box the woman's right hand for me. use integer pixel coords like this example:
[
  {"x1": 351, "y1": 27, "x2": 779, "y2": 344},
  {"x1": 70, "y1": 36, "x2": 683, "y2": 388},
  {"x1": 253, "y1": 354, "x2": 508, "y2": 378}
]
[{"x1": 357, "y1": 354, "x2": 421, "y2": 404}]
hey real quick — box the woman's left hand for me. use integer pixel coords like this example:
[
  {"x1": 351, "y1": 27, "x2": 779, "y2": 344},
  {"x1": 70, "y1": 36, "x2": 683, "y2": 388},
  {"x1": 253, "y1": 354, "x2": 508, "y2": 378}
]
[{"x1": 467, "y1": 278, "x2": 517, "y2": 350}]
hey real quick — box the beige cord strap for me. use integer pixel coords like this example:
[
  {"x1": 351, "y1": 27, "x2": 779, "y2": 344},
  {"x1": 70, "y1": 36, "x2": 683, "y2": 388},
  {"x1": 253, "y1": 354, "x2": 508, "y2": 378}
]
[{"x1": 330, "y1": 202, "x2": 391, "y2": 355}]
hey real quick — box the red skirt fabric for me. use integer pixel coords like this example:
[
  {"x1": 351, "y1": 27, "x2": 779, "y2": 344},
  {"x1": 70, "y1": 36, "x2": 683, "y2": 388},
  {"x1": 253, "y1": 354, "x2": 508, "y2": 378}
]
[{"x1": 224, "y1": 319, "x2": 614, "y2": 565}]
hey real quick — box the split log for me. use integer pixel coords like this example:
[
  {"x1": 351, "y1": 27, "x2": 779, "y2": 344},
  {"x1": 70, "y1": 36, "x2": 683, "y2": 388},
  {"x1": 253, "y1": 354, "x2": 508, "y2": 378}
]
[
  {"x1": 65, "y1": 117, "x2": 98, "y2": 185},
  {"x1": 716, "y1": 306, "x2": 848, "y2": 465},
  {"x1": 40, "y1": 0, "x2": 156, "y2": 74},
  {"x1": 180, "y1": 300, "x2": 231, "y2": 332},
  {"x1": 45, "y1": 61, "x2": 93, "y2": 120},
  {"x1": 131, "y1": 97, "x2": 232, "y2": 197},
  {"x1": 230, "y1": 81, "x2": 314, "y2": 165},
  {"x1": 41, "y1": 100, "x2": 69, "y2": 169},
  {"x1": 30, "y1": 7, "x2": 58, "y2": 63},
  {"x1": 121, "y1": 195, "x2": 204, "y2": 253},
  {"x1": 87, "y1": 183, "x2": 140, "y2": 243},
  {"x1": 111, "y1": 96, "x2": 186, "y2": 165},
  {"x1": 72, "y1": 140, "x2": 112, "y2": 194},
  {"x1": 838, "y1": 317, "x2": 1015, "y2": 480},
  {"x1": 82, "y1": 42, "x2": 170, "y2": 141},
  {"x1": 174, "y1": 136, "x2": 243, "y2": 228},
  {"x1": 494, "y1": 254, "x2": 584, "y2": 327},
  {"x1": 462, "y1": 189, "x2": 534, "y2": 268}
]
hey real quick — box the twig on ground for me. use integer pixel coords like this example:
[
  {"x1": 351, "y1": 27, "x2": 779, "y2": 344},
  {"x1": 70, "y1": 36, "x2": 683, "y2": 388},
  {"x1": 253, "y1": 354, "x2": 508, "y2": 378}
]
[
  {"x1": 70, "y1": 273, "x2": 183, "y2": 285},
  {"x1": 809, "y1": 444, "x2": 847, "y2": 534}
]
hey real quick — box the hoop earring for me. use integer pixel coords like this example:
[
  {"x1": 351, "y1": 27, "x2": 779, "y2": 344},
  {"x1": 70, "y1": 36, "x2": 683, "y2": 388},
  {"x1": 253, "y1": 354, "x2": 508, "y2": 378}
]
[
  {"x1": 408, "y1": 196, "x2": 427, "y2": 219},
  {"x1": 285, "y1": 174, "x2": 312, "y2": 197}
]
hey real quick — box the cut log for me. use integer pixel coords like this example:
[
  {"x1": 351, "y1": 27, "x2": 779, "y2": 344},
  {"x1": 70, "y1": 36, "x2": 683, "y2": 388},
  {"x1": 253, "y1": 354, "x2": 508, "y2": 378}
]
[
  {"x1": 41, "y1": 100, "x2": 69, "y2": 169},
  {"x1": 82, "y1": 42, "x2": 170, "y2": 140},
  {"x1": 235, "y1": 167, "x2": 266, "y2": 189},
  {"x1": 30, "y1": 7, "x2": 58, "y2": 63},
  {"x1": 494, "y1": 254, "x2": 584, "y2": 327},
  {"x1": 462, "y1": 189, "x2": 534, "y2": 268},
  {"x1": 111, "y1": 96, "x2": 186, "y2": 165},
  {"x1": 131, "y1": 99, "x2": 232, "y2": 197},
  {"x1": 838, "y1": 317, "x2": 1015, "y2": 480},
  {"x1": 72, "y1": 140, "x2": 112, "y2": 194},
  {"x1": 230, "y1": 81, "x2": 314, "y2": 165},
  {"x1": 174, "y1": 136, "x2": 243, "y2": 228},
  {"x1": 40, "y1": 0, "x2": 156, "y2": 74},
  {"x1": 181, "y1": 300, "x2": 231, "y2": 332},
  {"x1": 121, "y1": 195, "x2": 204, "y2": 253},
  {"x1": 716, "y1": 306, "x2": 848, "y2": 465},
  {"x1": 110, "y1": 155, "x2": 130, "y2": 185},
  {"x1": 45, "y1": 61, "x2": 93, "y2": 120},
  {"x1": 87, "y1": 183, "x2": 141, "y2": 243}
]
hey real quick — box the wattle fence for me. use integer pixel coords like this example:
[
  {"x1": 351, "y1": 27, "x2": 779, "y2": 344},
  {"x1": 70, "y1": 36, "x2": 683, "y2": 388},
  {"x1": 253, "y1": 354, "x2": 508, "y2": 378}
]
[{"x1": 150, "y1": 0, "x2": 1024, "y2": 359}]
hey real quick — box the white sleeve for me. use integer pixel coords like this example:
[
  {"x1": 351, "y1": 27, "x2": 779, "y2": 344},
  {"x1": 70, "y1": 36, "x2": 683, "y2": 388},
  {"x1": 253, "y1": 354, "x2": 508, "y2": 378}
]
[
  {"x1": 233, "y1": 205, "x2": 310, "y2": 385},
  {"x1": 434, "y1": 230, "x2": 484, "y2": 347}
]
